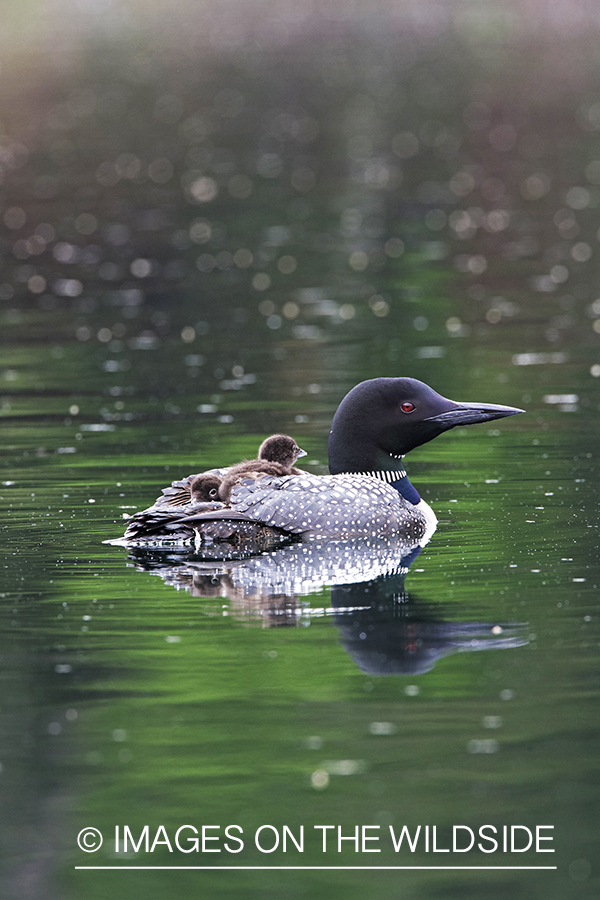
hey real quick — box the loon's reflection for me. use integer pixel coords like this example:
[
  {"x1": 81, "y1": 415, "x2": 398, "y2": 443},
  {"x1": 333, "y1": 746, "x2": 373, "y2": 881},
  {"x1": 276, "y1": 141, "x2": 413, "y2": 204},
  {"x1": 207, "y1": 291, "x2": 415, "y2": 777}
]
[{"x1": 125, "y1": 536, "x2": 527, "y2": 675}]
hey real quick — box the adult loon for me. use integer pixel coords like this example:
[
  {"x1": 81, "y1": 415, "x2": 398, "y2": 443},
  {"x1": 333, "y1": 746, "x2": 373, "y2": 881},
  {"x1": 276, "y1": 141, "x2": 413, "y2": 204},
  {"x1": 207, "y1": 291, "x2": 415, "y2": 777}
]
[{"x1": 121, "y1": 377, "x2": 523, "y2": 546}]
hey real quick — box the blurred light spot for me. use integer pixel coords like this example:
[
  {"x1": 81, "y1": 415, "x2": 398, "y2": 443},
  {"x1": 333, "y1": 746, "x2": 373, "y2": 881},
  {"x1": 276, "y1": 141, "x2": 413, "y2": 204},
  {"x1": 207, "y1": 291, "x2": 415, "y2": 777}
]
[
  {"x1": 550, "y1": 264, "x2": 569, "y2": 283},
  {"x1": 571, "y1": 242, "x2": 592, "y2": 262},
  {"x1": 369, "y1": 722, "x2": 396, "y2": 735},
  {"x1": 530, "y1": 275, "x2": 556, "y2": 292},
  {"x1": 543, "y1": 393, "x2": 578, "y2": 411},
  {"x1": 252, "y1": 273, "x2": 271, "y2": 291},
  {"x1": 130, "y1": 259, "x2": 153, "y2": 278},
  {"x1": 585, "y1": 160, "x2": 600, "y2": 184},
  {"x1": 115, "y1": 154, "x2": 141, "y2": 180},
  {"x1": 277, "y1": 255, "x2": 297, "y2": 274},
  {"x1": 450, "y1": 170, "x2": 475, "y2": 197},
  {"x1": 321, "y1": 759, "x2": 365, "y2": 775},
  {"x1": 446, "y1": 316, "x2": 469, "y2": 335},
  {"x1": 569, "y1": 859, "x2": 591, "y2": 882},
  {"x1": 267, "y1": 315, "x2": 282, "y2": 329},
  {"x1": 455, "y1": 254, "x2": 486, "y2": 274},
  {"x1": 35, "y1": 223, "x2": 55, "y2": 242},
  {"x1": 482, "y1": 716, "x2": 503, "y2": 729},
  {"x1": 257, "y1": 153, "x2": 283, "y2": 178},
  {"x1": 499, "y1": 689, "x2": 515, "y2": 700},
  {"x1": 415, "y1": 346, "x2": 446, "y2": 358},
  {"x1": 48, "y1": 722, "x2": 62, "y2": 735},
  {"x1": 467, "y1": 739, "x2": 499, "y2": 754},
  {"x1": 189, "y1": 219, "x2": 212, "y2": 244},
  {"x1": 512, "y1": 352, "x2": 568, "y2": 365},
  {"x1": 449, "y1": 209, "x2": 477, "y2": 239},
  {"x1": 392, "y1": 131, "x2": 419, "y2": 158},
  {"x1": 197, "y1": 254, "x2": 215, "y2": 273},
  {"x1": 105, "y1": 224, "x2": 130, "y2": 246},
  {"x1": 112, "y1": 728, "x2": 127, "y2": 741},
  {"x1": 264, "y1": 226, "x2": 290, "y2": 246},
  {"x1": 311, "y1": 770, "x2": 329, "y2": 789},
  {"x1": 413, "y1": 316, "x2": 428, "y2": 331},
  {"x1": 74, "y1": 213, "x2": 98, "y2": 235},
  {"x1": 54, "y1": 279, "x2": 83, "y2": 297},
  {"x1": 283, "y1": 301, "x2": 299, "y2": 319},
  {"x1": 521, "y1": 173, "x2": 551, "y2": 199},
  {"x1": 258, "y1": 300, "x2": 276, "y2": 316},
  {"x1": 181, "y1": 326, "x2": 196, "y2": 343},
  {"x1": 28, "y1": 275, "x2": 46, "y2": 294},
  {"x1": 147, "y1": 158, "x2": 174, "y2": 184},
  {"x1": 384, "y1": 237, "x2": 404, "y2": 257},
  {"x1": 4, "y1": 207, "x2": 26, "y2": 229},
  {"x1": 368, "y1": 295, "x2": 389, "y2": 317},
  {"x1": 484, "y1": 209, "x2": 510, "y2": 232},
  {"x1": 233, "y1": 248, "x2": 253, "y2": 268},
  {"x1": 566, "y1": 186, "x2": 590, "y2": 209},
  {"x1": 215, "y1": 251, "x2": 233, "y2": 270},
  {"x1": 53, "y1": 242, "x2": 79, "y2": 263},
  {"x1": 349, "y1": 251, "x2": 368, "y2": 271},
  {"x1": 339, "y1": 303, "x2": 355, "y2": 320},
  {"x1": 187, "y1": 176, "x2": 218, "y2": 203},
  {"x1": 590, "y1": 364, "x2": 600, "y2": 376},
  {"x1": 341, "y1": 208, "x2": 361, "y2": 236}
]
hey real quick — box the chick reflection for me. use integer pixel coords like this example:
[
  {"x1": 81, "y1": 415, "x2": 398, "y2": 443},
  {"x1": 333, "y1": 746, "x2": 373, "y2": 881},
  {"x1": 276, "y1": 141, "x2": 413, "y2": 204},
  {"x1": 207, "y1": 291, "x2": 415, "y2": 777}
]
[{"x1": 125, "y1": 536, "x2": 528, "y2": 673}]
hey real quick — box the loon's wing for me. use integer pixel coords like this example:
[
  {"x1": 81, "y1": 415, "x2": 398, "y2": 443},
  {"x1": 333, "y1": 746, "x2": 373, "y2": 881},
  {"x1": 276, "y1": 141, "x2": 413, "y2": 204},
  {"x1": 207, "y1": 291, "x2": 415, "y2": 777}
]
[
  {"x1": 182, "y1": 472, "x2": 428, "y2": 540},
  {"x1": 149, "y1": 467, "x2": 229, "y2": 510}
]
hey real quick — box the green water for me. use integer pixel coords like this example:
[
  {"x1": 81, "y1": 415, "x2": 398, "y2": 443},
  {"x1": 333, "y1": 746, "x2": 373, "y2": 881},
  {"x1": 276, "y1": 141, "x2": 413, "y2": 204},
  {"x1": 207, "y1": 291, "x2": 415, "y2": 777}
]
[{"x1": 1, "y1": 5, "x2": 599, "y2": 899}]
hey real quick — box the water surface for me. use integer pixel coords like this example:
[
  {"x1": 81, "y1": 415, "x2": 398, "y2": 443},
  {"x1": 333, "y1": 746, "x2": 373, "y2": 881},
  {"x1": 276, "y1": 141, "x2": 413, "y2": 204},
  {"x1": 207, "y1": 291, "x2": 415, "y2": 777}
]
[{"x1": 1, "y1": 6, "x2": 599, "y2": 899}]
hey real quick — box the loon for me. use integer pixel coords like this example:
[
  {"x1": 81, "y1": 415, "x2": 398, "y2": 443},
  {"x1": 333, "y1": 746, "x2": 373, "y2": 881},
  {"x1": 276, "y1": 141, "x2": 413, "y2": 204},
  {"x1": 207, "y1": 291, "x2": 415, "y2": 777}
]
[
  {"x1": 217, "y1": 434, "x2": 306, "y2": 502},
  {"x1": 121, "y1": 377, "x2": 523, "y2": 546},
  {"x1": 190, "y1": 473, "x2": 222, "y2": 503}
]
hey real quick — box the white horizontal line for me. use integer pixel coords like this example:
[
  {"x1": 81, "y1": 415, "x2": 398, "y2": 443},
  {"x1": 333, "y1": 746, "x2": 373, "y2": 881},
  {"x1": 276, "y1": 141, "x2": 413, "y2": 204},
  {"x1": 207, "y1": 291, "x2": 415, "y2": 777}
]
[{"x1": 75, "y1": 866, "x2": 558, "y2": 871}]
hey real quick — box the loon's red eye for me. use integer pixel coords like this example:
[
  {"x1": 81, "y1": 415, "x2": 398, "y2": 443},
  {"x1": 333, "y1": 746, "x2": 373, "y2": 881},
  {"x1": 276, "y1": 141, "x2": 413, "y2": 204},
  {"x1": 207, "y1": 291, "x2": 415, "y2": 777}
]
[{"x1": 401, "y1": 402, "x2": 415, "y2": 413}]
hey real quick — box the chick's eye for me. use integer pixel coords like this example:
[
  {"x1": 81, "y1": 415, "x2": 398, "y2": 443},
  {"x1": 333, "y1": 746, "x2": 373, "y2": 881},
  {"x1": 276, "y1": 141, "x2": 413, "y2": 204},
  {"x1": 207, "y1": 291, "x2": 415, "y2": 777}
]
[
  {"x1": 401, "y1": 402, "x2": 415, "y2": 413},
  {"x1": 209, "y1": 488, "x2": 218, "y2": 498}
]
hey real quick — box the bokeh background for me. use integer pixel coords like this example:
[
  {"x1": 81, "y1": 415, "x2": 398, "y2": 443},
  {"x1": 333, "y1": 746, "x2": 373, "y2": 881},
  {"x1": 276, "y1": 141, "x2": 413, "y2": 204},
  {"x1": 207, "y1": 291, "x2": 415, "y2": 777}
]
[{"x1": 1, "y1": 1, "x2": 600, "y2": 898}]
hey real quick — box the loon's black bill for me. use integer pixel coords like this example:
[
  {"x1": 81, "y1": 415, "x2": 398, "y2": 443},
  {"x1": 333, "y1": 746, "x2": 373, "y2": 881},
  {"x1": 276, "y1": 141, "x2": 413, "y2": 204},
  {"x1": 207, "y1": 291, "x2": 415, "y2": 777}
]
[{"x1": 425, "y1": 401, "x2": 525, "y2": 427}]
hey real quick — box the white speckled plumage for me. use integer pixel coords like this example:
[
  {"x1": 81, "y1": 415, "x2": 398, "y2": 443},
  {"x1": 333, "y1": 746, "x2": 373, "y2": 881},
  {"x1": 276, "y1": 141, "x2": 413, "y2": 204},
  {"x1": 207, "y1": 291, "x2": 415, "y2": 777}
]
[{"x1": 222, "y1": 472, "x2": 432, "y2": 540}]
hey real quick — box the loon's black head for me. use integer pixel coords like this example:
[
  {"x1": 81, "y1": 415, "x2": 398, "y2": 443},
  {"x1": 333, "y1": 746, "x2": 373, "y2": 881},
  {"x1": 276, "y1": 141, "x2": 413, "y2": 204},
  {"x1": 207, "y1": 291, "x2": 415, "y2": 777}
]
[
  {"x1": 328, "y1": 377, "x2": 524, "y2": 475},
  {"x1": 258, "y1": 434, "x2": 307, "y2": 469}
]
